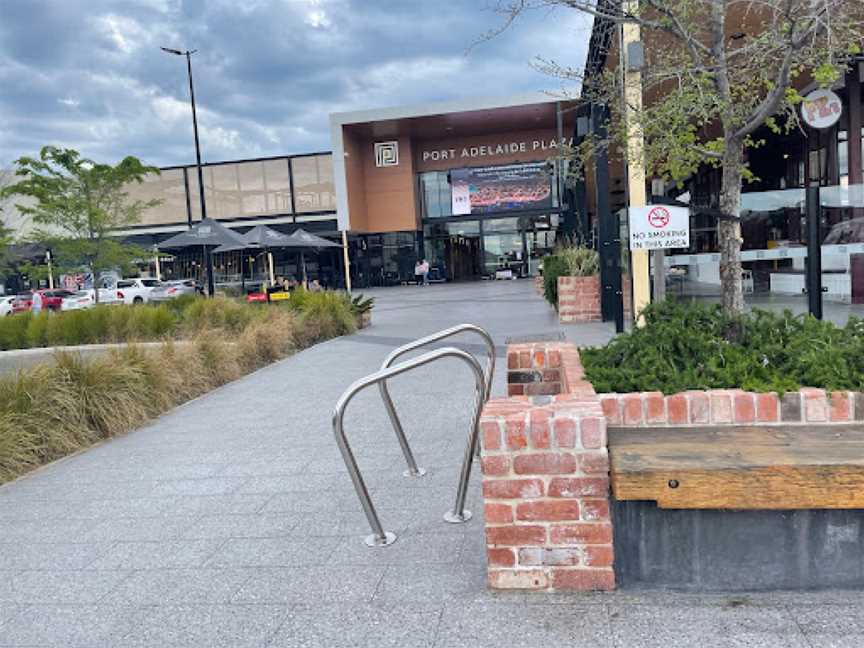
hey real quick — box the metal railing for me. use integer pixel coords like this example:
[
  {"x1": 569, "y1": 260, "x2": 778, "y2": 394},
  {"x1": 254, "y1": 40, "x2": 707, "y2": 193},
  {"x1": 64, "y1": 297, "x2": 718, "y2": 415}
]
[
  {"x1": 378, "y1": 324, "x2": 495, "y2": 475},
  {"x1": 332, "y1": 347, "x2": 486, "y2": 547}
]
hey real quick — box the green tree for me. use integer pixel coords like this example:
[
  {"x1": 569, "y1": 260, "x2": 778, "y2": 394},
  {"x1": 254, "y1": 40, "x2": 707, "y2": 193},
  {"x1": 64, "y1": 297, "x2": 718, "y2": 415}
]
[
  {"x1": 1, "y1": 146, "x2": 160, "y2": 301},
  {"x1": 494, "y1": 0, "x2": 863, "y2": 317}
]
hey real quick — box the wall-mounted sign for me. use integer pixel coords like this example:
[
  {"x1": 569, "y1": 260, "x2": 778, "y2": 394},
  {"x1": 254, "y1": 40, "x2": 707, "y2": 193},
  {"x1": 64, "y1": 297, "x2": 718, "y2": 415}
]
[
  {"x1": 450, "y1": 162, "x2": 553, "y2": 216},
  {"x1": 422, "y1": 137, "x2": 573, "y2": 163},
  {"x1": 801, "y1": 89, "x2": 843, "y2": 130},
  {"x1": 629, "y1": 205, "x2": 690, "y2": 250},
  {"x1": 374, "y1": 141, "x2": 399, "y2": 167}
]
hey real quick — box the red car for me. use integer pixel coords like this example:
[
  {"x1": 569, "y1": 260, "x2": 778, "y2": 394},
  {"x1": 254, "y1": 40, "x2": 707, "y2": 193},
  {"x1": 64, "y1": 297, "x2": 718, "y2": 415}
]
[{"x1": 11, "y1": 289, "x2": 75, "y2": 314}]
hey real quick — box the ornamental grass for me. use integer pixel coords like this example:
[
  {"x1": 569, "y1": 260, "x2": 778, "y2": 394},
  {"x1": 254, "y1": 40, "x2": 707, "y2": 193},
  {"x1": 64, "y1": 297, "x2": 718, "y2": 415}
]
[{"x1": 0, "y1": 294, "x2": 356, "y2": 484}]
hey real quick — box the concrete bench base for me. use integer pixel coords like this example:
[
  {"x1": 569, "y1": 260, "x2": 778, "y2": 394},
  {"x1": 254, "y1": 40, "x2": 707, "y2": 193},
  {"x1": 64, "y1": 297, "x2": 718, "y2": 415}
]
[{"x1": 613, "y1": 499, "x2": 864, "y2": 591}]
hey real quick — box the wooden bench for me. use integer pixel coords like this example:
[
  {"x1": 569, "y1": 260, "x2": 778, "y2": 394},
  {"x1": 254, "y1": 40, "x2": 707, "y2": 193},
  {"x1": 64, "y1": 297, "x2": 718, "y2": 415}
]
[{"x1": 609, "y1": 424, "x2": 864, "y2": 509}]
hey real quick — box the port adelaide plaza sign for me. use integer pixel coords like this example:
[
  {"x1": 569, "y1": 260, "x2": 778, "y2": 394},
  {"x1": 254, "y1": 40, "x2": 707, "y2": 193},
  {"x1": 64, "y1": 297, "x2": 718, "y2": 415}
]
[{"x1": 421, "y1": 137, "x2": 574, "y2": 162}]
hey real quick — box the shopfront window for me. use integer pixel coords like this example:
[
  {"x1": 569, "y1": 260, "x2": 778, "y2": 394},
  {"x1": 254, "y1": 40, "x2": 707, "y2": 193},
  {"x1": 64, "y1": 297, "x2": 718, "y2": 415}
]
[
  {"x1": 420, "y1": 171, "x2": 451, "y2": 219},
  {"x1": 425, "y1": 220, "x2": 480, "y2": 237},
  {"x1": 348, "y1": 231, "x2": 418, "y2": 288},
  {"x1": 482, "y1": 232, "x2": 525, "y2": 277}
]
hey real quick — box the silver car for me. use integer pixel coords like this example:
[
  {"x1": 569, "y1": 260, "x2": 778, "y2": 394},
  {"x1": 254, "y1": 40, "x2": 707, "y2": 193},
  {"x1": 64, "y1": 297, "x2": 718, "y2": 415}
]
[{"x1": 148, "y1": 279, "x2": 199, "y2": 302}]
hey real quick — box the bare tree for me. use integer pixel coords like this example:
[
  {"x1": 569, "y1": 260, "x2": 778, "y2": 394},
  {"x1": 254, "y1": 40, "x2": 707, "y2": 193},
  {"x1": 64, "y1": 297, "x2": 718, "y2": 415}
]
[{"x1": 492, "y1": 0, "x2": 863, "y2": 317}]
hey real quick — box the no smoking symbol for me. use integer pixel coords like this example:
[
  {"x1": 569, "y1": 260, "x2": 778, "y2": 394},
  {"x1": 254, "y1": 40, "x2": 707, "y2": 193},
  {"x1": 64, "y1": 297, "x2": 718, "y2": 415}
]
[{"x1": 648, "y1": 206, "x2": 670, "y2": 228}]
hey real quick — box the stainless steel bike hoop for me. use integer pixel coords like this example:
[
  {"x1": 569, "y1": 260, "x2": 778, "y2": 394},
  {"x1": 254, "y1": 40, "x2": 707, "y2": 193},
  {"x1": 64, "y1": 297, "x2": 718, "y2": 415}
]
[
  {"x1": 378, "y1": 324, "x2": 495, "y2": 474},
  {"x1": 332, "y1": 346, "x2": 485, "y2": 547}
]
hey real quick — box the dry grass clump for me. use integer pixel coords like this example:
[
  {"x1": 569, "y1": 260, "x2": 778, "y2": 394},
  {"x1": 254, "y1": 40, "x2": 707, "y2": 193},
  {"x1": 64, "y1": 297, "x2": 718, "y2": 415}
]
[{"x1": 0, "y1": 299, "x2": 325, "y2": 484}]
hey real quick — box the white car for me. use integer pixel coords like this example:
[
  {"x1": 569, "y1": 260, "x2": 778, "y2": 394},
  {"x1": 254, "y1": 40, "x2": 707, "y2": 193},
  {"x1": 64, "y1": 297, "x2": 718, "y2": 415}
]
[
  {"x1": 115, "y1": 278, "x2": 162, "y2": 305},
  {"x1": 0, "y1": 295, "x2": 16, "y2": 316},
  {"x1": 60, "y1": 289, "x2": 122, "y2": 311}
]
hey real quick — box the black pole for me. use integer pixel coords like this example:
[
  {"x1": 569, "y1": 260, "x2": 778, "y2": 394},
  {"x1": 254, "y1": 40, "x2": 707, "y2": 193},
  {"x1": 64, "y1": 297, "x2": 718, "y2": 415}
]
[
  {"x1": 592, "y1": 103, "x2": 624, "y2": 332},
  {"x1": 806, "y1": 182, "x2": 823, "y2": 320},
  {"x1": 183, "y1": 50, "x2": 213, "y2": 297}
]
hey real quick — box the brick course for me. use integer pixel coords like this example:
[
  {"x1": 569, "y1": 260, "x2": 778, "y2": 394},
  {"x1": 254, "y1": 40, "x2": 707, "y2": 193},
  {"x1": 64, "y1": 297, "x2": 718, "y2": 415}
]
[
  {"x1": 482, "y1": 342, "x2": 614, "y2": 591},
  {"x1": 557, "y1": 276, "x2": 601, "y2": 323},
  {"x1": 598, "y1": 389, "x2": 864, "y2": 427}
]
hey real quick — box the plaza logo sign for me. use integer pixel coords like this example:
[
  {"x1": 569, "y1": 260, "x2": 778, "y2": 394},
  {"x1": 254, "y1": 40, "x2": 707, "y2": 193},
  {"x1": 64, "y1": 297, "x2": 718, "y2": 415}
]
[
  {"x1": 801, "y1": 89, "x2": 842, "y2": 130},
  {"x1": 421, "y1": 137, "x2": 574, "y2": 162},
  {"x1": 374, "y1": 141, "x2": 399, "y2": 167}
]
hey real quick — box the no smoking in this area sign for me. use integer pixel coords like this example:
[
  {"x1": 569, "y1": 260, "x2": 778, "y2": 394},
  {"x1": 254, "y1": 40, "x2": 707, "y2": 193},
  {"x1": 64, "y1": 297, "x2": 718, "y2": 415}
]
[{"x1": 629, "y1": 205, "x2": 690, "y2": 251}]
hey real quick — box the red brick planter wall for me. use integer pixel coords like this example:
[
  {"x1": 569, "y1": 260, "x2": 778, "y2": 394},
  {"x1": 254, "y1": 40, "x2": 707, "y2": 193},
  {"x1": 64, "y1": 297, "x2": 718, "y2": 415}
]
[
  {"x1": 480, "y1": 343, "x2": 615, "y2": 591},
  {"x1": 599, "y1": 388, "x2": 864, "y2": 426},
  {"x1": 557, "y1": 276, "x2": 601, "y2": 323}
]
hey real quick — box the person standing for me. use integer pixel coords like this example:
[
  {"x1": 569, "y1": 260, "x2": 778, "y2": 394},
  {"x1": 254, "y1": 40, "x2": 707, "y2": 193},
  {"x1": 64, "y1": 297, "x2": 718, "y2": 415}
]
[
  {"x1": 414, "y1": 260, "x2": 423, "y2": 287},
  {"x1": 421, "y1": 259, "x2": 430, "y2": 286},
  {"x1": 30, "y1": 290, "x2": 42, "y2": 315}
]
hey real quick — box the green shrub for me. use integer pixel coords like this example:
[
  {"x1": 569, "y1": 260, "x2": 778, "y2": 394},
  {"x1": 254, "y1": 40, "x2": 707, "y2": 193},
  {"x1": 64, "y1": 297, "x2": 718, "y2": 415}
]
[
  {"x1": 581, "y1": 300, "x2": 864, "y2": 394},
  {"x1": 350, "y1": 294, "x2": 375, "y2": 315},
  {"x1": 558, "y1": 246, "x2": 600, "y2": 277},
  {"x1": 181, "y1": 296, "x2": 256, "y2": 334},
  {"x1": 25, "y1": 312, "x2": 50, "y2": 348},
  {"x1": 542, "y1": 255, "x2": 568, "y2": 309},
  {"x1": 290, "y1": 291, "x2": 356, "y2": 347},
  {"x1": 0, "y1": 314, "x2": 31, "y2": 350}
]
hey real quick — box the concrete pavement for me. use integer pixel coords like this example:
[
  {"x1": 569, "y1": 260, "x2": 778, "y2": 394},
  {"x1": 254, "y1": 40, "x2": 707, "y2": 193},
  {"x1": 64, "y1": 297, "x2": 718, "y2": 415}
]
[{"x1": 0, "y1": 280, "x2": 861, "y2": 647}]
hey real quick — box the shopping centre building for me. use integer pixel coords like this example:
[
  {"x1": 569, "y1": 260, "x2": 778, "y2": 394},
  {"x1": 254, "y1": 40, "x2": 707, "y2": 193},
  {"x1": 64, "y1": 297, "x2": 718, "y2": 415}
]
[{"x1": 103, "y1": 93, "x2": 577, "y2": 289}]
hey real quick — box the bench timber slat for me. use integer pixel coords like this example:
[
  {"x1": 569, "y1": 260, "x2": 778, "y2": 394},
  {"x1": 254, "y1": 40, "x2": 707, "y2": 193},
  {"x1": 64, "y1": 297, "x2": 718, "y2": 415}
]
[{"x1": 608, "y1": 425, "x2": 864, "y2": 509}]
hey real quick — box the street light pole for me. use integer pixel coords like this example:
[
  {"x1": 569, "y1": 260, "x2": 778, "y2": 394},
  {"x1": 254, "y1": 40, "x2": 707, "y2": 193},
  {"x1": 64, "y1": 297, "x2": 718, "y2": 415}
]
[{"x1": 161, "y1": 46, "x2": 214, "y2": 297}]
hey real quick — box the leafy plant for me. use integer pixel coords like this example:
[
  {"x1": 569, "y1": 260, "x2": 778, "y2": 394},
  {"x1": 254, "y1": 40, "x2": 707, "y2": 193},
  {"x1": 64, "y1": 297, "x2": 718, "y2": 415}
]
[
  {"x1": 542, "y1": 254, "x2": 568, "y2": 309},
  {"x1": 557, "y1": 246, "x2": 600, "y2": 278},
  {"x1": 350, "y1": 294, "x2": 375, "y2": 315},
  {"x1": 581, "y1": 300, "x2": 864, "y2": 395}
]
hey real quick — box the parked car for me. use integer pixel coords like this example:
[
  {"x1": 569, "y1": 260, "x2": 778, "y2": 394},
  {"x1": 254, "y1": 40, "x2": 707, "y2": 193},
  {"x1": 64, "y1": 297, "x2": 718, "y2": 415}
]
[
  {"x1": 11, "y1": 293, "x2": 32, "y2": 315},
  {"x1": 149, "y1": 279, "x2": 198, "y2": 302},
  {"x1": 37, "y1": 289, "x2": 76, "y2": 311},
  {"x1": 116, "y1": 278, "x2": 163, "y2": 305},
  {"x1": 60, "y1": 289, "x2": 122, "y2": 311},
  {"x1": 0, "y1": 295, "x2": 16, "y2": 316}
]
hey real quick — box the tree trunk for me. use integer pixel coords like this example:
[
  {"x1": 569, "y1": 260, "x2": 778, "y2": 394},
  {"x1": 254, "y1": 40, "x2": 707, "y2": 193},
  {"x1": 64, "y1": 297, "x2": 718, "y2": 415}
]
[{"x1": 718, "y1": 138, "x2": 745, "y2": 317}]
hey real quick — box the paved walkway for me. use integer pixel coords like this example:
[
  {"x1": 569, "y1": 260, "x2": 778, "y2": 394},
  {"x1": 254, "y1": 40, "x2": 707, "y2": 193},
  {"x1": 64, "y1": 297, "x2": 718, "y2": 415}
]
[{"x1": 0, "y1": 280, "x2": 860, "y2": 647}]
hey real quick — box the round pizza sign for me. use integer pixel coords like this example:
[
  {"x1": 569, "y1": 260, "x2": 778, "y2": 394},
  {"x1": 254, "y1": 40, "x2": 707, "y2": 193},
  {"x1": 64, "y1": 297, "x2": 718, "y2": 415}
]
[{"x1": 801, "y1": 89, "x2": 842, "y2": 130}]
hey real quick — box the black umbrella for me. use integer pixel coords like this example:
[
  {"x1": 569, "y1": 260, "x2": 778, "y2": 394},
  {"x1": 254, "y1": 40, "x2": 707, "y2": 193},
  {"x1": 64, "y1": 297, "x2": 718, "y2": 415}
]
[
  {"x1": 157, "y1": 218, "x2": 246, "y2": 295},
  {"x1": 283, "y1": 229, "x2": 341, "y2": 286},
  {"x1": 158, "y1": 218, "x2": 246, "y2": 250},
  {"x1": 212, "y1": 225, "x2": 295, "y2": 287}
]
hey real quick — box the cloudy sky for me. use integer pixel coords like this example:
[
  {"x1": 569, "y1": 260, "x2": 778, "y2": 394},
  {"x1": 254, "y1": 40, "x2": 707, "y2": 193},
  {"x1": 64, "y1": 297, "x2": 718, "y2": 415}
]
[{"x1": 0, "y1": 0, "x2": 593, "y2": 168}]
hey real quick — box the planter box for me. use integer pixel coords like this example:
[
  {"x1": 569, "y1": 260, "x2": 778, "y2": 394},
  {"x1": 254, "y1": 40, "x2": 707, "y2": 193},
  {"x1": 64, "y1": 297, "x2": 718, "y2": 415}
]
[
  {"x1": 356, "y1": 311, "x2": 372, "y2": 329},
  {"x1": 557, "y1": 276, "x2": 601, "y2": 323}
]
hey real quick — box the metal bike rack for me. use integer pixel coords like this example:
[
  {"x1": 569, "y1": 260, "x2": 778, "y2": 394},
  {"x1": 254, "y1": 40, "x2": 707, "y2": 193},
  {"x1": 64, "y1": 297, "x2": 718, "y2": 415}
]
[
  {"x1": 332, "y1": 347, "x2": 485, "y2": 547},
  {"x1": 378, "y1": 324, "x2": 495, "y2": 476}
]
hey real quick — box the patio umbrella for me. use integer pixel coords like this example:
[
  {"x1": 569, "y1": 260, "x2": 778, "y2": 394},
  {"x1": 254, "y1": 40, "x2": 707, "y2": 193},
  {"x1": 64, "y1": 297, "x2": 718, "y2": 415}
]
[
  {"x1": 212, "y1": 225, "x2": 296, "y2": 287},
  {"x1": 284, "y1": 228, "x2": 341, "y2": 286},
  {"x1": 158, "y1": 218, "x2": 247, "y2": 295}
]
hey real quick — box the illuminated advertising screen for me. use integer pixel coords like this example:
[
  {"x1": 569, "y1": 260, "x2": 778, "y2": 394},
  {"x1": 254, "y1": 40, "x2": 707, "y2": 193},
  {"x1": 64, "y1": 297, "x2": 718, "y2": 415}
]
[{"x1": 450, "y1": 162, "x2": 552, "y2": 215}]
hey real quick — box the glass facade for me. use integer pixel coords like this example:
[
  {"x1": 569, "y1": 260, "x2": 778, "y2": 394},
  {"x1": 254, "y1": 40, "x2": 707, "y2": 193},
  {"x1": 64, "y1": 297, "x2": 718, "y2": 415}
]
[
  {"x1": 347, "y1": 231, "x2": 419, "y2": 288},
  {"x1": 420, "y1": 171, "x2": 451, "y2": 218},
  {"x1": 133, "y1": 154, "x2": 334, "y2": 227},
  {"x1": 125, "y1": 168, "x2": 189, "y2": 227},
  {"x1": 423, "y1": 213, "x2": 560, "y2": 281},
  {"x1": 292, "y1": 154, "x2": 336, "y2": 213}
]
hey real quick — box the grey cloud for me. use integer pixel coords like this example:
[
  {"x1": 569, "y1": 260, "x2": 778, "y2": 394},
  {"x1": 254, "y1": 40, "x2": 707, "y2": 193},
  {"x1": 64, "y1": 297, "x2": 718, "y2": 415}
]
[{"x1": 0, "y1": 0, "x2": 592, "y2": 167}]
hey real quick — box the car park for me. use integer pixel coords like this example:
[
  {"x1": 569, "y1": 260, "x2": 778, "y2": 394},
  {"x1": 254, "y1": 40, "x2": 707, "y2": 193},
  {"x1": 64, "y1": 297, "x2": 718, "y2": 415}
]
[
  {"x1": 149, "y1": 279, "x2": 198, "y2": 302},
  {"x1": 11, "y1": 293, "x2": 33, "y2": 314},
  {"x1": 116, "y1": 278, "x2": 162, "y2": 304},
  {"x1": 60, "y1": 289, "x2": 122, "y2": 311},
  {"x1": 0, "y1": 296, "x2": 16, "y2": 316},
  {"x1": 37, "y1": 289, "x2": 76, "y2": 311}
]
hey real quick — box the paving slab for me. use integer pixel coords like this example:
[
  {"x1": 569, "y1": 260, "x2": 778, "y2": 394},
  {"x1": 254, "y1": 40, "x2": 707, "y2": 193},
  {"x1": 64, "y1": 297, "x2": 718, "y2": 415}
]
[{"x1": 1, "y1": 281, "x2": 861, "y2": 647}]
